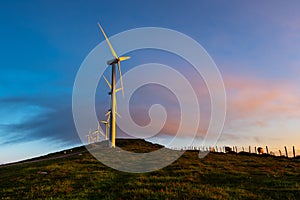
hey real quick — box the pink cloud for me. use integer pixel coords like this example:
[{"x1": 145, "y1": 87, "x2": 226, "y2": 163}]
[
  {"x1": 124, "y1": 71, "x2": 300, "y2": 147},
  {"x1": 224, "y1": 74, "x2": 300, "y2": 120},
  {"x1": 127, "y1": 80, "x2": 211, "y2": 138}
]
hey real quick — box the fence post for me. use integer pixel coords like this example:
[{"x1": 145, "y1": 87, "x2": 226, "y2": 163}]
[
  {"x1": 293, "y1": 146, "x2": 296, "y2": 158},
  {"x1": 255, "y1": 146, "x2": 257, "y2": 154},
  {"x1": 249, "y1": 146, "x2": 251, "y2": 153},
  {"x1": 284, "y1": 146, "x2": 288, "y2": 157},
  {"x1": 279, "y1": 150, "x2": 282, "y2": 156},
  {"x1": 266, "y1": 146, "x2": 269, "y2": 154}
]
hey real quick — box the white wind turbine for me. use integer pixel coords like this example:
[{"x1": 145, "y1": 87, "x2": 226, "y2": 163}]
[
  {"x1": 86, "y1": 128, "x2": 92, "y2": 144},
  {"x1": 92, "y1": 121, "x2": 106, "y2": 143},
  {"x1": 97, "y1": 22, "x2": 130, "y2": 148},
  {"x1": 100, "y1": 109, "x2": 111, "y2": 141}
]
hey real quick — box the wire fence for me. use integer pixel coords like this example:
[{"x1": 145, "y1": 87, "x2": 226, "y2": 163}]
[{"x1": 170, "y1": 145, "x2": 299, "y2": 158}]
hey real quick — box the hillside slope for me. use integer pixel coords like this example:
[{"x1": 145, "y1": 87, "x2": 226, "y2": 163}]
[{"x1": 0, "y1": 139, "x2": 299, "y2": 199}]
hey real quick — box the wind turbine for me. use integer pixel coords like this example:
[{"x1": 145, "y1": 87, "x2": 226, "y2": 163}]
[
  {"x1": 97, "y1": 22, "x2": 130, "y2": 148},
  {"x1": 92, "y1": 131, "x2": 98, "y2": 143},
  {"x1": 92, "y1": 121, "x2": 106, "y2": 143},
  {"x1": 86, "y1": 128, "x2": 92, "y2": 144},
  {"x1": 100, "y1": 109, "x2": 111, "y2": 141}
]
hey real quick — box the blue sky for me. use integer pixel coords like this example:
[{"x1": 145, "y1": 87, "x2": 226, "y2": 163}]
[{"x1": 1, "y1": 0, "x2": 300, "y2": 163}]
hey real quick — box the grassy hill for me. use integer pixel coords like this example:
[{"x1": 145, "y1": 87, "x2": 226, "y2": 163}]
[{"x1": 0, "y1": 139, "x2": 299, "y2": 199}]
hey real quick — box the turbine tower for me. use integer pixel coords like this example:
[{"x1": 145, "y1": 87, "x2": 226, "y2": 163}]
[{"x1": 97, "y1": 22, "x2": 130, "y2": 148}]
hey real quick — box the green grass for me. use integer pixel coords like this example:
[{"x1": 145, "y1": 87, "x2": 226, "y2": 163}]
[{"x1": 0, "y1": 139, "x2": 299, "y2": 199}]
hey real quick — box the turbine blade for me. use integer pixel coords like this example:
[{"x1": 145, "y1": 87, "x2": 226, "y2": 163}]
[
  {"x1": 116, "y1": 88, "x2": 123, "y2": 92},
  {"x1": 105, "y1": 110, "x2": 111, "y2": 116},
  {"x1": 105, "y1": 110, "x2": 111, "y2": 122},
  {"x1": 116, "y1": 112, "x2": 121, "y2": 118},
  {"x1": 103, "y1": 75, "x2": 112, "y2": 89},
  {"x1": 97, "y1": 22, "x2": 118, "y2": 59},
  {"x1": 107, "y1": 113, "x2": 110, "y2": 122},
  {"x1": 119, "y1": 56, "x2": 131, "y2": 61},
  {"x1": 98, "y1": 130, "x2": 105, "y2": 137},
  {"x1": 117, "y1": 61, "x2": 124, "y2": 98},
  {"x1": 115, "y1": 103, "x2": 121, "y2": 118}
]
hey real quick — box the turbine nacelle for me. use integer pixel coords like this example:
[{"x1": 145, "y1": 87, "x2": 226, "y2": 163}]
[
  {"x1": 107, "y1": 56, "x2": 131, "y2": 65},
  {"x1": 107, "y1": 58, "x2": 118, "y2": 65}
]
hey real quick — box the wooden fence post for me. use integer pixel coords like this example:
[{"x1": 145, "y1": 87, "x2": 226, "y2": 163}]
[
  {"x1": 266, "y1": 146, "x2": 269, "y2": 154},
  {"x1": 284, "y1": 146, "x2": 288, "y2": 157},
  {"x1": 279, "y1": 150, "x2": 282, "y2": 156},
  {"x1": 293, "y1": 146, "x2": 296, "y2": 158},
  {"x1": 249, "y1": 146, "x2": 251, "y2": 153}
]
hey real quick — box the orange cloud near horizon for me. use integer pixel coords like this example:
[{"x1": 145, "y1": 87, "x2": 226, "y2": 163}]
[
  {"x1": 224, "y1": 75, "x2": 300, "y2": 119},
  {"x1": 127, "y1": 72, "x2": 300, "y2": 147}
]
